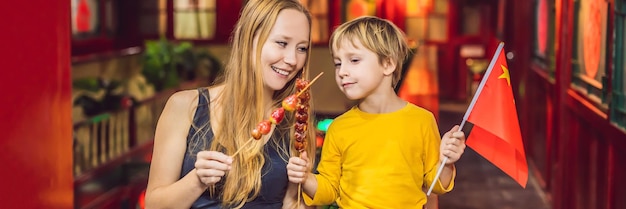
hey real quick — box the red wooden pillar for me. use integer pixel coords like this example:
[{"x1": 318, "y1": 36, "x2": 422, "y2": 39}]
[
  {"x1": 0, "y1": 1, "x2": 73, "y2": 208},
  {"x1": 553, "y1": 0, "x2": 574, "y2": 208}
]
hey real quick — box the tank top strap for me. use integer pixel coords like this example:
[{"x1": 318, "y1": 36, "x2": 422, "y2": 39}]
[{"x1": 191, "y1": 87, "x2": 210, "y2": 127}]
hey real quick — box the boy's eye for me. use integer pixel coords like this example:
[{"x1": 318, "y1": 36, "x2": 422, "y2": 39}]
[
  {"x1": 350, "y1": 59, "x2": 360, "y2": 63},
  {"x1": 333, "y1": 62, "x2": 341, "y2": 68}
]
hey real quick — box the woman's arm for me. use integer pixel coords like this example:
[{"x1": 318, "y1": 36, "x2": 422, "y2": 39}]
[{"x1": 144, "y1": 90, "x2": 209, "y2": 209}]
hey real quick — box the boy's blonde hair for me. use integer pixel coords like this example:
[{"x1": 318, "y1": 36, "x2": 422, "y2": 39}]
[{"x1": 329, "y1": 16, "x2": 410, "y2": 88}]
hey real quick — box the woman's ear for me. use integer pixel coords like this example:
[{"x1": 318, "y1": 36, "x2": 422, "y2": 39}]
[{"x1": 382, "y1": 58, "x2": 397, "y2": 76}]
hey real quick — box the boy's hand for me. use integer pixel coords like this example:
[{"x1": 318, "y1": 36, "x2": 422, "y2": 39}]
[
  {"x1": 287, "y1": 151, "x2": 310, "y2": 184},
  {"x1": 440, "y1": 125, "x2": 466, "y2": 164}
]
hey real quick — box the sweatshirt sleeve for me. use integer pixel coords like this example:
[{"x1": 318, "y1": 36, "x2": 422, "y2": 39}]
[{"x1": 303, "y1": 126, "x2": 342, "y2": 205}]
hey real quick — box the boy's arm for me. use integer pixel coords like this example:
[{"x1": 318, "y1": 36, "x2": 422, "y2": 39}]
[
  {"x1": 300, "y1": 173, "x2": 318, "y2": 198},
  {"x1": 302, "y1": 128, "x2": 343, "y2": 205},
  {"x1": 423, "y1": 116, "x2": 456, "y2": 195},
  {"x1": 435, "y1": 163, "x2": 456, "y2": 188},
  {"x1": 283, "y1": 182, "x2": 315, "y2": 209},
  {"x1": 287, "y1": 151, "x2": 318, "y2": 199},
  {"x1": 435, "y1": 125, "x2": 465, "y2": 189}
]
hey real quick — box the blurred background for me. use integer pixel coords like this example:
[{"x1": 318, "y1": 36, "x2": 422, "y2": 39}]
[{"x1": 1, "y1": 0, "x2": 625, "y2": 208}]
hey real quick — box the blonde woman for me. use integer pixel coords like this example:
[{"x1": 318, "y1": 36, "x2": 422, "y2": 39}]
[{"x1": 145, "y1": 0, "x2": 316, "y2": 208}]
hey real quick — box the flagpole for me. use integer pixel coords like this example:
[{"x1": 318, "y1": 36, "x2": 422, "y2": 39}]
[{"x1": 426, "y1": 42, "x2": 505, "y2": 196}]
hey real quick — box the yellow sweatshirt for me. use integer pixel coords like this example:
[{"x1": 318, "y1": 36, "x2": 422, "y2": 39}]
[{"x1": 304, "y1": 103, "x2": 454, "y2": 208}]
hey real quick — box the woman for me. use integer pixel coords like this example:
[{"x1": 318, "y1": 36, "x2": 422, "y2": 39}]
[{"x1": 145, "y1": 0, "x2": 317, "y2": 208}]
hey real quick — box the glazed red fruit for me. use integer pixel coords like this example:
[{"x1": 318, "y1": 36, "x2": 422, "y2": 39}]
[
  {"x1": 298, "y1": 91, "x2": 310, "y2": 102},
  {"x1": 251, "y1": 129, "x2": 262, "y2": 140},
  {"x1": 257, "y1": 120, "x2": 271, "y2": 135},
  {"x1": 282, "y1": 94, "x2": 298, "y2": 112},
  {"x1": 269, "y1": 108, "x2": 285, "y2": 124},
  {"x1": 294, "y1": 122, "x2": 307, "y2": 132},
  {"x1": 296, "y1": 103, "x2": 308, "y2": 113},
  {"x1": 294, "y1": 131, "x2": 305, "y2": 142},
  {"x1": 296, "y1": 78, "x2": 309, "y2": 90},
  {"x1": 295, "y1": 111, "x2": 308, "y2": 122},
  {"x1": 295, "y1": 141, "x2": 306, "y2": 152}
]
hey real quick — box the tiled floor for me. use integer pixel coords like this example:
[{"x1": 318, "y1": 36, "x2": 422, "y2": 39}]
[{"x1": 436, "y1": 102, "x2": 552, "y2": 209}]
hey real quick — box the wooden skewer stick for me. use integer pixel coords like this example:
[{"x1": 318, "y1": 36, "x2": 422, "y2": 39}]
[
  {"x1": 231, "y1": 136, "x2": 256, "y2": 157},
  {"x1": 296, "y1": 72, "x2": 324, "y2": 97},
  {"x1": 297, "y1": 150, "x2": 304, "y2": 208},
  {"x1": 297, "y1": 183, "x2": 302, "y2": 208}
]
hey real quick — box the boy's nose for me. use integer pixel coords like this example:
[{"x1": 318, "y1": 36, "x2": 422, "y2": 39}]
[{"x1": 337, "y1": 66, "x2": 349, "y2": 78}]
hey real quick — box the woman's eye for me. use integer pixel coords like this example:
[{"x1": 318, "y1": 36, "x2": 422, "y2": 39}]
[
  {"x1": 276, "y1": 41, "x2": 287, "y2": 47},
  {"x1": 297, "y1": 46, "x2": 309, "y2": 52}
]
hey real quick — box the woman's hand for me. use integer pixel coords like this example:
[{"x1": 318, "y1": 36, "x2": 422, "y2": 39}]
[
  {"x1": 286, "y1": 151, "x2": 310, "y2": 184},
  {"x1": 440, "y1": 125, "x2": 466, "y2": 164},
  {"x1": 194, "y1": 151, "x2": 232, "y2": 186}
]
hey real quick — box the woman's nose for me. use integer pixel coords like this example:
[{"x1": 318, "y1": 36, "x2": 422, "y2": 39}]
[{"x1": 283, "y1": 49, "x2": 296, "y2": 66}]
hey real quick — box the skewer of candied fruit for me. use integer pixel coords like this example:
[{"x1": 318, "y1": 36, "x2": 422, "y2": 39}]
[{"x1": 231, "y1": 72, "x2": 323, "y2": 157}]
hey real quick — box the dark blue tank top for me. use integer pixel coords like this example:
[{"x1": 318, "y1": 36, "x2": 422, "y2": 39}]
[{"x1": 180, "y1": 88, "x2": 290, "y2": 209}]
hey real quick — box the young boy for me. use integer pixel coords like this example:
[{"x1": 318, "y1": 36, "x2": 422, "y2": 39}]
[{"x1": 286, "y1": 16, "x2": 467, "y2": 208}]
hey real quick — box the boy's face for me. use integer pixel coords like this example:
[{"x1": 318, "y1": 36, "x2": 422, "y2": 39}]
[{"x1": 332, "y1": 39, "x2": 395, "y2": 100}]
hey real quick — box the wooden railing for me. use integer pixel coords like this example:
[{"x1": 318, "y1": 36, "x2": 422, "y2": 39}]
[
  {"x1": 73, "y1": 109, "x2": 131, "y2": 176},
  {"x1": 73, "y1": 80, "x2": 204, "y2": 209}
]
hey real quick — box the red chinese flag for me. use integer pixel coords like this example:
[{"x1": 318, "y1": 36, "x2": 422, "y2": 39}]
[{"x1": 466, "y1": 44, "x2": 528, "y2": 188}]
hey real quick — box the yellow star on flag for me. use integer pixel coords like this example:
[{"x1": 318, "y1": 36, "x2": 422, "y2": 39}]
[{"x1": 498, "y1": 64, "x2": 511, "y2": 86}]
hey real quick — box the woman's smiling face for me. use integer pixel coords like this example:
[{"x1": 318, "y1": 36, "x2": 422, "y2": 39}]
[{"x1": 254, "y1": 8, "x2": 310, "y2": 92}]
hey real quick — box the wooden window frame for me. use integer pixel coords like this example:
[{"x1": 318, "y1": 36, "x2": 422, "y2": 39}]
[
  {"x1": 612, "y1": 0, "x2": 626, "y2": 128},
  {"x1": 72, "y1": 0, "x2": 114, "y2": 56},
  {"x1": 533, "y1": 0, "x2": 556, "y2": 73},
  {"x1": 569, "y1": 0, "x2": 611, "y2": 112},
  {"x1": 164, "y1": 0, "x2": 241, "y2": 45}
]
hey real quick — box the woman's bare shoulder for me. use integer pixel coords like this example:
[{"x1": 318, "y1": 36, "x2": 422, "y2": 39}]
[
  {"x1": 207, "y1": 84, "x2": 225, "y2": 102},
  {"x1": 169, "y1": 89, "x2": 200, "y2": 103},
  {"x1": 164, "y1": 85, "x2": 224, "y2": 118},
  {"x1": 160, "y1": 89, "x2": 202, "y2": 119}
]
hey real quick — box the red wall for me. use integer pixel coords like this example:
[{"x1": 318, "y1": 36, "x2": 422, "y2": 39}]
[
  {"x1": 0, "y1": 1, "x2": 73, "y2": 208},
  {"x1": 503, "y1": 0, "x2": 626, "y2": 208}
]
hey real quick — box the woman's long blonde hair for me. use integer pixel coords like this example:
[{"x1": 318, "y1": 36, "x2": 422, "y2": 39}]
[{"x1": 195, "y1": 0, "x2": 316, "y2": 207}]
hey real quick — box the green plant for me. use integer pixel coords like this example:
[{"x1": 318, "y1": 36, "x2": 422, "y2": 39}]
[
  {"x1": 142, "y1": 38, "x2": 191, "y2": 91},
  {"x1": 142, "y1": 38, "x2": 223, "y2": 91}
]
